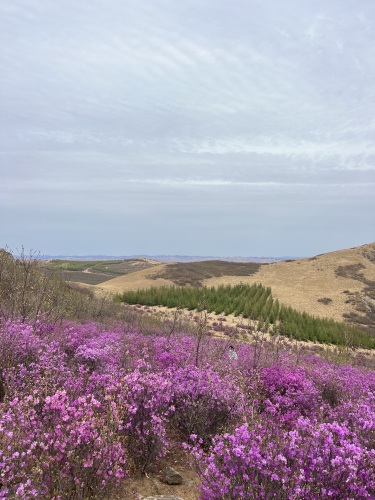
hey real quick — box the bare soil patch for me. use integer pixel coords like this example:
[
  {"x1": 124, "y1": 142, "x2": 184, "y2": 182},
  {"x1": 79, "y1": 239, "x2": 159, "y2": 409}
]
[
  {"x1": 111, "y1": 434, "x2": 199, "y2": 500},
  {"x1": 112, "y1": 466, "x2": 198, "y2": 500}
]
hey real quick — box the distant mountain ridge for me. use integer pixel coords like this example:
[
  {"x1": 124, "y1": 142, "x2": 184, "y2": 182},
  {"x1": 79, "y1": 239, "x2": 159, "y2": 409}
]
[{"x1": 39, "y1": 254, "x2": 296, "y2": 263}]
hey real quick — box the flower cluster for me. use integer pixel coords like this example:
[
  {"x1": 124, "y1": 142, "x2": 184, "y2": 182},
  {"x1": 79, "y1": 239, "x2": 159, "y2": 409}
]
[
  {"x1": 1, "y1": 318, "x2": 375, "y2": 499},
  {"x1": 259, "y1": 365, "x2": 321, "y2": 425},
  {"x1": 0, "y1": 385, "x2": 127, "y2": 498},
  {"x1": 194, "y1": 418, "x2": 375, "y2": 499},
  {"x1": 170, "y1": 364, "x2": 243, "y2": 449},
  {"x1": 122, "y1": 366, "x2": 173, "y2": 472}
]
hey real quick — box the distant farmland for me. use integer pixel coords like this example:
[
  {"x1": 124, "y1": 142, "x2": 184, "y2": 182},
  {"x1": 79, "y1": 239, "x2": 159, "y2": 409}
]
[{"x1": 39, "y1": 258, "x2": 157, "y2": 285}]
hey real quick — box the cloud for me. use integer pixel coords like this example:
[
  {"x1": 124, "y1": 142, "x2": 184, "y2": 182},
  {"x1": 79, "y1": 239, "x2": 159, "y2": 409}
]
[{"x1": 1, "y1": 0, "x2": 374, "y2": 255}]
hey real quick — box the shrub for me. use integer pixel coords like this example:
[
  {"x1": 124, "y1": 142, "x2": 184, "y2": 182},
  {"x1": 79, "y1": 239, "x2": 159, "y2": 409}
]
[
  {"x1": 122, "y1": 367, "x2": 173, "y2": 472},
  {"x1": 0, "y1": 388, "x2": 128, "y2": 498},
  {"x1": 258, "y1": 365, "x2": 320, "y2": 425},
  {"x1": 193, "y1": 418, "x2": 375, "y2": 499},
  {"x1": 170, "y1": 365, "x2": 243, "y2": 449},
  {"x1": 2, "y1": 317, "x2": 375, "y2": 498},
  {"x1": 317, "y1": 297, "x2": 333, "y2": 305}
]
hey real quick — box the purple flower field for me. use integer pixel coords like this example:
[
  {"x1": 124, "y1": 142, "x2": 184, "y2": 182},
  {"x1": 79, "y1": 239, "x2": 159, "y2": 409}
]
[{"x1": 1, "y1": 319, "x2": 375, "y2": 499}]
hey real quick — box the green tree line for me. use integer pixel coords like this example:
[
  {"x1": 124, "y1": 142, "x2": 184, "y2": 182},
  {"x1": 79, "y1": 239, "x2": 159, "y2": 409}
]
[{"x1": 116, "y1": 284, "x2": 375, "y2": 349}]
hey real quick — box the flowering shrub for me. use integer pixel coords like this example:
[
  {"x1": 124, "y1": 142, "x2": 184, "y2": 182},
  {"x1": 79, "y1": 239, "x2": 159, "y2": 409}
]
[
  {"x1": 60, "y1": 322, "x2": 123, "y2": 371},
  {"x1": 170, "y1": 365, "x2": 243, "y2": 449},
  {"x1": 1, "y1": 318, "x2": 375, "y2": 498},
  {"x1": 122, "y1": 366, "x2": 173, "y2": 472},
  {"x1": 0, "y1": 387, "x2": 127, "y2": 498},
  {"x1": 152, "y1": 335, "x2": 197, "y2": 369},
  {"x1": 0, "y1": 321, "x2": 42, "y2": 371},
  {"x1": 259, "y1": 365, "x2": 320, "y2": 425},
  {"x1": 194, "y1": 418, "x2": 375, "y2": 499},
  {"x1": 337, "y1": 392, "x2": 375, "y2": 451}
]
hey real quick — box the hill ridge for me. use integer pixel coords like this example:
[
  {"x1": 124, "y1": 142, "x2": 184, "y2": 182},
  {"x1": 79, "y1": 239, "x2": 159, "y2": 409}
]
[{"x1": 96, "y1": 243, "x2": 375, "y2": 333}]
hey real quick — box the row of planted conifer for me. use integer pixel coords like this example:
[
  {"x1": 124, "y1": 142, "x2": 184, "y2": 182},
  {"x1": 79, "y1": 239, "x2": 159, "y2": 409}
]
[{"x1": 116, "y1": 284, "x2": 375, "y2": 349}]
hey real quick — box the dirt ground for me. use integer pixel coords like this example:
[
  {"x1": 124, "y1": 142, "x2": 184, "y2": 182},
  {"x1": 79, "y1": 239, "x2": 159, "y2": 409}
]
[
  {"x1": 110, "y1": 439, "x2": 199, "y2": 500},
  {"x1": 112, "y1": 469, "x2": 199, "y2": 500}
]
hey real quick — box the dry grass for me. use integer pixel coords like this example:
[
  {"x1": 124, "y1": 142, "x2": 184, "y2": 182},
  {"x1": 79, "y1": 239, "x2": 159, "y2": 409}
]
[
  {"x1": 91, "y1": 243, "x2": 375, "y2": 328},
  {"x1": 97, "y1": 264, "x2": 172, "y2": 294},
  {"x1": 204, "y1": 243, "x2": 375, "y2": 326}
]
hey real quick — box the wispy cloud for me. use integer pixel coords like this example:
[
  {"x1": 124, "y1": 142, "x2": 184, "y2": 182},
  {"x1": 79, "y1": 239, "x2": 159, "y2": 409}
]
[
  {"x1": 176, "y1": 136, "x2": 375, "y2": 165},
  {"x1": 1, "y1": 0, "x2": 374, "y2": 255}
]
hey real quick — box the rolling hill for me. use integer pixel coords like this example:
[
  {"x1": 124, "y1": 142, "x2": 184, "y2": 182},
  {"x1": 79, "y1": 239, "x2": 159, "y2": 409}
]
[{"x1": 95, "y1": 242, "x2": 375, "y2": 333}]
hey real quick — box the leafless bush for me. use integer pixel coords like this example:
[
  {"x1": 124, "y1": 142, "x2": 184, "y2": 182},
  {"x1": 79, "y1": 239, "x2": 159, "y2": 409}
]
[
  {"x1": 0, "y1": 247, "x2": 135, "y2": 327},
  {"x1": 0, "y1": 247, "x2": 69, "y2": 325},
  {"x1": 320, "y1": 379, "x2": 343, "y2": 407},
  {"x1": 317, "y1": 297, "x2": 332, "y2": 305}
]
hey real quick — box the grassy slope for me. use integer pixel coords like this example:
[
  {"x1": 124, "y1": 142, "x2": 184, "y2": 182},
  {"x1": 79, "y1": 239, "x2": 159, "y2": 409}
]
[{"x1": 97, "y1": 243, "x2": 375, "y2": 333}]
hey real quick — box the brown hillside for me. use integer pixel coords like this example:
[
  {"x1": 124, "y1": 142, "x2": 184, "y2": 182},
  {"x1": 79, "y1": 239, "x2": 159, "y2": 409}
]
[
  {"x1": 95, "y1": 243, "x2": 375, "y2": 330},
  {"x1": 205, "y1": 243, "x2": 375, "y2": 331},
  {"x1": 97, "y1": 263, "x2": 172, "y2": 293}
]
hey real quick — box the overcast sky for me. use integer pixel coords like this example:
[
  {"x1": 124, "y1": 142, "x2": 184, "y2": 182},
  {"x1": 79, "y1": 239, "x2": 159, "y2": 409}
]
[{"x1": 1, "y1": 0, "x2": 374, "y2": 258}]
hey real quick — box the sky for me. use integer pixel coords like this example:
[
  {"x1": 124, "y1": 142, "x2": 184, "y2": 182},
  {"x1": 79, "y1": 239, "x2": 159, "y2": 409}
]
[{"x1": 1, "y1": 0, "x2": 374, "y2": 258}]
